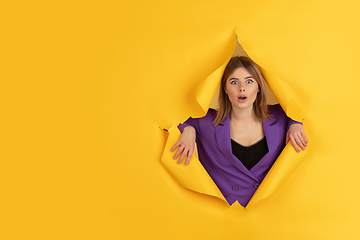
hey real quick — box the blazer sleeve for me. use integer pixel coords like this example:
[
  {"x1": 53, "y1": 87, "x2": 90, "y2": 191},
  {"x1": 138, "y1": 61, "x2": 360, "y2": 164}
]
[
  {"x1": 178, "y1": 117, "x2": 200, "y2": 133},
  {"x1": 269, "y1": 104, "x2": 302, "y2": 131},
  {"x1": 177, "y1": 109, "x2": 216, "y2": 133}
]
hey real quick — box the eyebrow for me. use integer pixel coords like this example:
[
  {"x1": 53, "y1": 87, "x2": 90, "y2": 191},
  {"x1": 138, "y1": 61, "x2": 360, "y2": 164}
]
[{"x1": 228, "y1": 76, "x2": 254, "y2": 81}]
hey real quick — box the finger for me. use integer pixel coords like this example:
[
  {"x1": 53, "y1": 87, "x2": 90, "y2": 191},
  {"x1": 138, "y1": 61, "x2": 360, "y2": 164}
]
[
  {"x1": 178, "y1": 150, "x2": 188, "y2": 164},
  {"x1": 294, "y1": 133, "x2": 305, "y2": 149},
  {"x1": 178, "y1": 146, "x2": 189, "y2": 163},
  {"x1": 294, "y1": 134, "x2": 306, "y2": 150},
  {"x1": 185, "y1": 150, "x2": 193, "y2": 166},
  {"x1": 298, "y1": 132, "x2": 308, "y2": 148},
  {"x1": 171, "y1": 142, "x2": 180, "y2": 152},
  {"x1": 185, "y1": 144, "x2": 195, "y2": 165},
  {"x1": 173, "y1": 146, "x2": 184, "y2": 159},
  {"x1": 286, "y1": 132, "x2": 289, "y2": 143},
  {"x1": 290, "y1": 136, "x2": 301, "y2": 152},
  {"x1": 301, "y1": 129, "x2": 309, "y2": 144}
]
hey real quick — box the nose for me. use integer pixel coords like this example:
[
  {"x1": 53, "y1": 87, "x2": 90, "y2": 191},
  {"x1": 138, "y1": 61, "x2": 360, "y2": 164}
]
[{"x1": 238, "y1": 84, "x2": 245, "y2": 92}]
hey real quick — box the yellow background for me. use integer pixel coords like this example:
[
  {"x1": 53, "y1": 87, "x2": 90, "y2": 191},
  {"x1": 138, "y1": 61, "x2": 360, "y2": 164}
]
[{"x1": 2, "y1": 0, "x2": 360, "y2": 239}]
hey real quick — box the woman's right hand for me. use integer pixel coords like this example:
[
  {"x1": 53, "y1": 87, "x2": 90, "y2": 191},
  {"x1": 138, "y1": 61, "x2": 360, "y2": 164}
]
[{"x1": 171, "y1": 126, "x2": 196, "y2": 165}]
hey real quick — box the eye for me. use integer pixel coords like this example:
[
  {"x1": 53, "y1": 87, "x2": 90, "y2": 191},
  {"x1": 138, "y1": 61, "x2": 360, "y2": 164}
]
[
  {"x1": 246, "y1": 79, "x2": 254, "y2": 84},
  {"x1": 230, "y1": 80, "x2": 238, "y2": 85}
]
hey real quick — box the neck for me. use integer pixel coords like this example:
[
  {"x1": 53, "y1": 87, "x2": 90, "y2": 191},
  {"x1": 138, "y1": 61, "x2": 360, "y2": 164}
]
[{"x1": 230, "y1": 106, "x2": 256, "y2": 122}]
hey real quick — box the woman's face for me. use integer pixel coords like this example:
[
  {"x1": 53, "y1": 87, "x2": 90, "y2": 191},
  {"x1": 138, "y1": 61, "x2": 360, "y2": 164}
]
[{"x1": 225, "y1": 67, "x2": 259, "y2": 111}]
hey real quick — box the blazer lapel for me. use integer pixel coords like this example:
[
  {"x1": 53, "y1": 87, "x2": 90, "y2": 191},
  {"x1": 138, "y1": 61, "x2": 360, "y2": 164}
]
[
  {"x1": 266, "y1": 116, "x2": 281, "y2": 151},
  {"x1": 251, "y1": 114, "x2": 281, "y2": 172},
  {"x1": 214, "y1": 114, "x2": 258, "y2": 181}
]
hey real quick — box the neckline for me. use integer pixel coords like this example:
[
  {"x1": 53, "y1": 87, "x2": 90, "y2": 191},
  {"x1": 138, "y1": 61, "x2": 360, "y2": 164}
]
[{"x1": 231, "y1": 136, "x2": 266, "y2": 148}]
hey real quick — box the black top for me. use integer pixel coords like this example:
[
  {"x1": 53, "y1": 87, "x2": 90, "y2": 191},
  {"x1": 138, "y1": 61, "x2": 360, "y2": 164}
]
[{"x1": 231, "y1": 137, "x2": 269, "y2": 170}]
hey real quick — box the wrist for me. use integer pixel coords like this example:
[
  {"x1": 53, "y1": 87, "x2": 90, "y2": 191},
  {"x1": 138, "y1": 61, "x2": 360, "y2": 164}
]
[{"x1": 183, "y1": 126, "x2": 195, "y2": 132}]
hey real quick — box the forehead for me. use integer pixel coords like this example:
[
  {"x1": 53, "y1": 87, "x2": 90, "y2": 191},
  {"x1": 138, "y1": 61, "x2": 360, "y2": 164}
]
[{"x1": 227, "y1": 67, "x2": 254, "y2": 79}]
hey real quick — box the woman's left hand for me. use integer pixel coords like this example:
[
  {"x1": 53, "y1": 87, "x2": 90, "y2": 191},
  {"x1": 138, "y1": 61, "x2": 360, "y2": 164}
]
[{"x1": 286, "y1": 124, "x2": 308, "y2": 152}]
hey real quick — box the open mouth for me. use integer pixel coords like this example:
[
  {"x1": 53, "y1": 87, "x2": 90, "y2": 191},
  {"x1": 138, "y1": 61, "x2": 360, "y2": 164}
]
[{"x1": 238, "y1": 96, "x2": 247, "y2": 102}]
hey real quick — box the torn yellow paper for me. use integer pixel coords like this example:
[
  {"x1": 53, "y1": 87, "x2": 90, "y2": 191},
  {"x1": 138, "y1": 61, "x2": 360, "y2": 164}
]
[
  {"x1": 195, "y1": 40, "x2": 237, "y2": 114},
  {"x1": 161, "y1": 126, "x2": 226, "y2": 202},
  {"x1": 4, "y1": 0, "x2": 360, "y2": 240}
]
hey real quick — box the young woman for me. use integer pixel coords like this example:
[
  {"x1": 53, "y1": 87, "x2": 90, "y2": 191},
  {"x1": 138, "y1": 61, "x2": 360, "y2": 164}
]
[{"x1": 171, "y1": 56, "x2": 308, "y2": 206}]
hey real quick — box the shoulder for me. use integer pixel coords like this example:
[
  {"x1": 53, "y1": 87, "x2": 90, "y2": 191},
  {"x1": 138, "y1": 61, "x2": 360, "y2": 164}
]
[
  {"x1": 185, "y1": 108, "x2": 218, "y2": 127},
  {"x1": 267, "y1": 104, "x2": 288, "y2": 120},
  {"x1": 185, "y1": 109, "x2": 218, "y2": 134},
  {"x1": 200, "y1": 108, "x2": 218, "y2": 123},
  {"x1": 208, "y1": 108, "x2": 218, "y2": 116},
  {"x1": 268, "y1": 104, "x2": 285, "y2": 115},
  {"x1": 192, "y1": 108, "x2": 218, "y2": 127}
]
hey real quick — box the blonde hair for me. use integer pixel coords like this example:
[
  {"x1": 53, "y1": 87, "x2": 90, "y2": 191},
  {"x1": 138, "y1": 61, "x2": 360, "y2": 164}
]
[{"x1": 213, "y1": 56, "x2": 270, "y2": 125}]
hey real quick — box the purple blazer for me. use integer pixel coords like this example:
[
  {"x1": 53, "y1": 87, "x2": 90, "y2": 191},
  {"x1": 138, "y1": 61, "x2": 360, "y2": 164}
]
[{"x1": 178, "y1": 104, "x2": 300, "y2": 206}]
